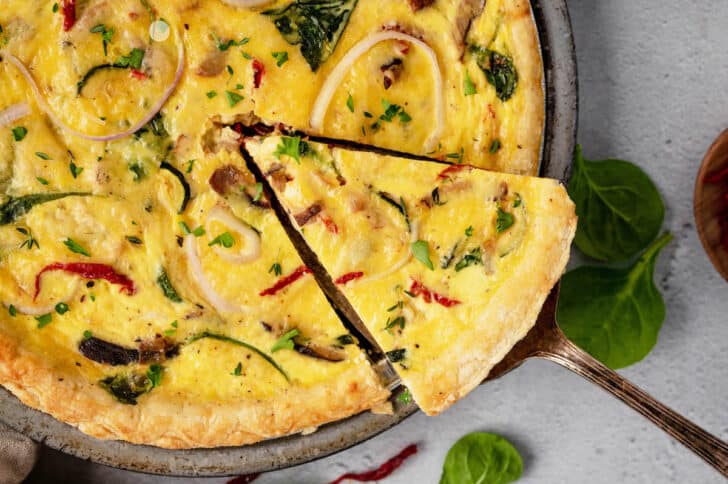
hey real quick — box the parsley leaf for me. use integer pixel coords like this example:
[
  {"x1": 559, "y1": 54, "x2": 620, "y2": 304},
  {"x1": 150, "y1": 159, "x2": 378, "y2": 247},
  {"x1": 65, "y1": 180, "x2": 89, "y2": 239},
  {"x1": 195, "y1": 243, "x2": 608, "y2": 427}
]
[
  {"x1": 69, "y1": 161, "x2": 84, "y2": 178},
  {"x1": 464, "y1": 70, "x2": 477, "y2": 96},
  {"x1": 496, "y1": 208, "x2": 514, "y2": 233},
  {"x1": 269, "y1": 262, "x2": 282, "y2": 276},
  {"x1": 346, "y1": 93, "x2": 354, "y2": 112},
  {"x1": 273, "y1": 136, "x2": 304, "y2": 163},
  {"x1": 55, "y1": 302, "x2": 69, "y2": 315},
  {"x1": 465, "y1": 226, "x2": 474, "y2": 237},
  {"x1": 35, "y1": 313, "x2": 52, "y2": 329},
  {"x1": 208, "y1": 232, "x2": 235, "y2": 248},
  {"x1": 411, "y1": 240, "x2": 434, "y2": 270},
  {"x1": 271, "y1": 328, "x2": 300, "y2": 352},
  {"x1": 272, "y1": 51, "x2": 289, "y2": 66},
  {"x1": 115, "y1": 48, "x2": 145, "y2": 70},
  {"x1": 231, "y1": 362, "x2": 243, "y2": 376},
  {"x1": 397, "y1": 388, "x2": 413, "y2": 404},
  {"x1": 36, "y1": 177, "x2": 49, "y2": 185},
  {"x1": 206, "y1": 90, "x2": 218, "y2": 99},
  {"x1": 225, "y1": 90, "x2": 244, "y2": 107},
  {"x1": 8, "y1": 305, "x2": 16, "y2": 317},
  {"x1": 63, "y1": 238, "x2": 90, "y2": 257},
  {"x1": 90, "y1": 24, "x2": 114, "y2": 56},
  {"x1": 12, "y1": 126, "x2": 27, "y2": 141},
  {"x1": 489, "y1": 139, "x2": 501, "y2": 154},
  {"x1": 146, "y1": 364, "x2": 163, "y2": 388},
  {"x1": 35, "y1": 152, "x2": 51, "y2": 160},
  {"x1": 252, "y1": 182, "x2": 263, "y2": 202}
]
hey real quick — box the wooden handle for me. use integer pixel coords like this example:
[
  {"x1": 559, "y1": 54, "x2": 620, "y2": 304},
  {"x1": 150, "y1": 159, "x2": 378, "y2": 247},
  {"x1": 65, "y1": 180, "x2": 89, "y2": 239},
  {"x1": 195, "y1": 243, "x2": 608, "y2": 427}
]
[{"x1": 536, "y1": 329, "x2": 728, "y2": 477}]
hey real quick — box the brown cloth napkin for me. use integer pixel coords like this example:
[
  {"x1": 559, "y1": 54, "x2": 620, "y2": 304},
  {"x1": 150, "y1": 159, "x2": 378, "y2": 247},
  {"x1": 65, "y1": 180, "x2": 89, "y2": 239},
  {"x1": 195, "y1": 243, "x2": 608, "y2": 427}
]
[{"x1": 0, "y1": 422, "x2": 38, "y2": 484}]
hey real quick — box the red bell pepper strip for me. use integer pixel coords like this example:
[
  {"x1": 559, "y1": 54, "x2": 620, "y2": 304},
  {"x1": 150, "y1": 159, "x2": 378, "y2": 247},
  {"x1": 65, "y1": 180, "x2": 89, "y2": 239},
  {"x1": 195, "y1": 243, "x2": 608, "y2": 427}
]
[
  {"x1": 61, "y1": 0, "x2": 76, "y2": 31},
  {"x1": 34, "y1": 262, "x2": 136, "y2": 300},
  {"x1": 259, "y1": 265, "x2": 311, "y2": 296},
  {"x1": 335, "y1": 271, "x2": 364, "y2": 285},
  {"x1": 321, "y1": 215, "x2": 339, "y2": 234},
  {"x1": 252, "y1": 59, "x2": 265, "y2": 89},
  {"x1": 329, "y1": 444, "x2": 418, "y2": 484},
  {"x1": 130, "y1": 69, "x2": 148, "y2": 80},
  {"x1": 436, "y1": 164, "x2": 468, "y2": 180},
  {"x1": 409, "y1": 280, "x2": 461, "y2": 308}
]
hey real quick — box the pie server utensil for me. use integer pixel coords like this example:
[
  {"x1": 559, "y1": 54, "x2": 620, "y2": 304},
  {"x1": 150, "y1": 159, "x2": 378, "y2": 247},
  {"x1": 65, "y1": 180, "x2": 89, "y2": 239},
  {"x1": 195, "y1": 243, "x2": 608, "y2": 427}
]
[{"x1": 245, "y1": 146, "x2": 728, "y2": 479}]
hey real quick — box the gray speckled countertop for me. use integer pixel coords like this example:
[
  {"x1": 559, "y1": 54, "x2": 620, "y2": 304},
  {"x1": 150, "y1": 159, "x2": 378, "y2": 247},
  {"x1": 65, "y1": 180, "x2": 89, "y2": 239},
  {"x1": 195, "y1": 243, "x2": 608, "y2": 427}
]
[{"x1": 26, "y1": 1, "x2": 728, "y2": 482}]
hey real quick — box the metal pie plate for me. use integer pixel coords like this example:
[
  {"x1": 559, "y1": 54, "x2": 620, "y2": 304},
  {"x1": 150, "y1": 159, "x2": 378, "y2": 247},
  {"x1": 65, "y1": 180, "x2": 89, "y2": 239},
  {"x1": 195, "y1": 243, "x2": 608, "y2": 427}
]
[{"x1": 0, "y1": 0, "x2": 578, "y2": 476}]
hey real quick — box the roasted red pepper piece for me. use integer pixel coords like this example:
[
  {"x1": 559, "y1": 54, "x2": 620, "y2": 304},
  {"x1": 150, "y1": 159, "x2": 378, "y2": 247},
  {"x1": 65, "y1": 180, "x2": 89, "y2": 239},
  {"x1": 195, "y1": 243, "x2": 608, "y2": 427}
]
[
  {"x1": 259, "y1": 265, "x2": 311, "y2": 296},
  {"x1": 130, "y1": 69, "x2": 148, "y2": 80},
  {"x1": 409, "y1": 280, "x2": 461, "y2": 307},
  {"x1": 436, "y1": 163, "x2": 468, "y2": 180},
  {"x1": 329, "y1": 444, "x2": 418, "y2": 484},
  {"x1": 335, "y1": 271, "x2": 364, "y2": 285},
  {"x1": 252, "y1": 59, "x2": 265, "y2": 89},
  {"x1": 61, "y1": 0, "x2": 76, "y2": 31},
  {"x1": 321, "y1": 214, "x2": 339, "y2": 234},
  {"x1": 34, "y1": 262, "x2": 136, "y2": 300}
]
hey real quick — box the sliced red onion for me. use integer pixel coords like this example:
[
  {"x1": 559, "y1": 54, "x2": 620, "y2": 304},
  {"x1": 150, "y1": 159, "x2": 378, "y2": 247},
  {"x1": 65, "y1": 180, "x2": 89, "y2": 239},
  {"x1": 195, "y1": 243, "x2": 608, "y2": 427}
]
[
  {"x1": 310, "y1": 30, "x2": 445, "y2": 152},
  {"x1": 1, "y1": 33, "x2": 184, "y2": 142},
  {"x1": 184, "y1": 234, "x2": 249, "y2": 314},
  {"x1": 354, "y1": 220, "x2": 419, "y2": 286},
  {"x1": 206, "y1": 205, "x2": 262, "y2": 264},
  {"x1": 0, "y1": 103, "x2": 31, "y2": 129}
]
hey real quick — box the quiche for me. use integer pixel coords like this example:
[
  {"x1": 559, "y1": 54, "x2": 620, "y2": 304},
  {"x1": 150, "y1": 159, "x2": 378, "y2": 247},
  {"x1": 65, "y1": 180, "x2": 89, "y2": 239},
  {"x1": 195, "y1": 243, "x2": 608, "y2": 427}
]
[
  {"x1": 246, "y1": 136, "x2": 576, "y2": 414},
  {"x1": 0, "y1": 0, "x2": 551, "y2": 447}
]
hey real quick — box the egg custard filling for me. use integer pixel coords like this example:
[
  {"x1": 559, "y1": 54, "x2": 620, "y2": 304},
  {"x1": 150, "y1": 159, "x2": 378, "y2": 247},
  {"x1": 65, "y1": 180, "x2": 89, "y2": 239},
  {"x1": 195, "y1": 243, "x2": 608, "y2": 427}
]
[{"x1": 0, "y1": 0, "x2": 560, "y2": 447}]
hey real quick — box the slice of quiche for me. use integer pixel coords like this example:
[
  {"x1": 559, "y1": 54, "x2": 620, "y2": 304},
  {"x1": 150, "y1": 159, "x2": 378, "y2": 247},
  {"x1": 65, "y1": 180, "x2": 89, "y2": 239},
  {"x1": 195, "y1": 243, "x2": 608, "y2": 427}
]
[{"x1": 246, "y1": 135, "x2": 577, "y2": 415}]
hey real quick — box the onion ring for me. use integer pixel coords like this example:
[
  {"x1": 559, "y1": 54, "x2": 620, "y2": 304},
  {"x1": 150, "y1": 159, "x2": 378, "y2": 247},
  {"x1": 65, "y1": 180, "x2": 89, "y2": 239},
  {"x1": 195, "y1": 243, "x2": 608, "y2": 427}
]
[
  {"x1": 353, "y1": 220, "x2": 419, "y2": 286},
  {"x1": 183, "y1": 234, "x2": 248, "y2": 314},
  {"x1": 310, "y1": 30, "x2": 444, "y2": 152},
  {"x1": 0, "y1": 103, "x2": 31, "y2": 129},
  {"x1": 1, "y1": 29, "x2": 184, "y2": 142},
  {"x1": 206, "y1": 205, "x2": 262, "y2": 264}
]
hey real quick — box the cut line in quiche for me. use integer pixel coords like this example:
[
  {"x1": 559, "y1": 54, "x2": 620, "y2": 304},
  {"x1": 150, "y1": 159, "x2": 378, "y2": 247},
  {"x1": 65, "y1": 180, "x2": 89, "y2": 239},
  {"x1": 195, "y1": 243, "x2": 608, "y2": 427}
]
[
  {"x1": 0, "y1": 0, "x2": 550, "y2": 447},
  {"x1": 245, "y1": 135, "x2": 577, "y2": 415}
]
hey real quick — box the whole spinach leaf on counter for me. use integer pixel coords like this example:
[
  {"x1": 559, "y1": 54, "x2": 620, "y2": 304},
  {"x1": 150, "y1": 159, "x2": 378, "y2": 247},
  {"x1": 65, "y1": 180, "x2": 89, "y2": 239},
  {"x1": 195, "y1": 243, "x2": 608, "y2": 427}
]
[
  {"x1": 263, "y1": 0, "x2": 358, "y2": 71},
  {"x1": 440, "y1": 432, "x2": 523, "y2": 484},
  {"x1": 557, "y1": 232, "x2": 673, "y2": 370},
  {"x1": 568, "y1": 145, "x2": 664, "y2": 262}
]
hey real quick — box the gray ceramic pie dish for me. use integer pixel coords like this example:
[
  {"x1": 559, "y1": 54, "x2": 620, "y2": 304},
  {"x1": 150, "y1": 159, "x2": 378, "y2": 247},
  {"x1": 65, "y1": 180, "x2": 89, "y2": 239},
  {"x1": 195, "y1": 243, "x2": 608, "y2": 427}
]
[{"x1": 0, "y1": 0, "x2": 577, "y2": 476}]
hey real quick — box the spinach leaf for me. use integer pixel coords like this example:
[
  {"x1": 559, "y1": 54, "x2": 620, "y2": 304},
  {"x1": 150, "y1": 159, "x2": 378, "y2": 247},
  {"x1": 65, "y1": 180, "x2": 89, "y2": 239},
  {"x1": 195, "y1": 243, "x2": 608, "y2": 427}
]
[
  {"x1": 156, "y1": 268, "x2": 182, "y2": 302},
  {"x1": 471, "y1": 47, "x2": 518, "y2": 102},
  {"x1": 0, "y1": 192, "x2": 90, "y2": 225},
  {"x1": 557, "y1": 232, "x2": 673, "y2": 369},
  {"x1": 263, "y1": 0, "x2": 358, "y2": 71},
  {"x1": 99, "y1": 372, "x2": 152, "y2": 405},
  {"x1": 440, "y1": 432, "x2": 523, "y2": 484},
  {"x1": 568, "y1": 146, "x2": 664, "y2": 262}
]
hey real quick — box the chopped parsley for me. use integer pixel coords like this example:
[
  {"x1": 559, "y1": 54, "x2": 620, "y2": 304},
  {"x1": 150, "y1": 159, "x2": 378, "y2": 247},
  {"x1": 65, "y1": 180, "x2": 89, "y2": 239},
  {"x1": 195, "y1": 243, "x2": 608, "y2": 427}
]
[
  {"x1": 69, "y1": 161, "x2": 83, "y2": 178},
  {"x1": 35, "y1": 313, "x2": 52, "y2": 329},
  {"x1": 446, "y1": 148, "x2": 464, "y2": 164},
  {"x1": 63, "y1": 238, "x2": 90, "y2": 257},
  {"x1": 397, "y1": 388, "x2": 413, "y2": 404},
  {"x1": 346, "y1": 93, "x2": 354, "y2": 112},
  {"x1": 36, "y1": 177, "x2": 49, "y2": 185},
  {"x1": 8, "y1": 305, "x2": 16, "y2": 317},
  {"x1": 90, "y1": 24, "x2": 114, "y2": 56},
  {"x1": 226, "y1": 64, "x2": 234, "y2": 76},
  {"x1": 225, "y1": 90, "x2": 244, "y2": 107},
  {"x1": 489, "y1": 139, "x2": 501, "y2": 154},
  {"x1": 496, "y1": 208, "x2": 515, "y2": 233},
  {"x1": 206, "y1": 90, "x2": 218, "y2": 99},
  {"x1": 513, "y1": 193, "x2": 522, "y2": 208},
  {"x1": 52, "y1": 3, "x2": 59, "y2": 13},
  {"x1": 185, "y1": 159, "x2": 196, "y2": 173},
  {"x1": 211, "y1": 32, "x2": 249, "y2": 51},
  {"x1": 411, "y1": 240, "x2": 434, "y2": 270},
  {"x1": 163, "y1": 320, "x2": 178, "y2": 337},
  {"x1": 179, "y1": 221, "x2": 205, "y2": 237},
  {"x1": 271, "y1": 328, "x2": 300, "y2": 353},
  {"x1": 55, "y1": 302, "x2": 69, "y2": 315},
  {"x1": 372, "y1": 99, "x2": 411, "y2": 129},
  {"x1": 273, "y1": 136, "x2": 304, "y2": 163},
  {"x1": 128, "y1": 161, "x2": 146, "y2": 182},
  {"x1": 208, "y1": 232, "x2": 235, "y2": 248},
  {"x1": 269, "y1": 262, "x2": 282, "y2": 276},
  {"x1": 465, "y1": 225, "x2": 474, "y2": 237},
  {"x1": 146, "y1": 364, "x2": 163, "y2": 388},
  {"x1": 252, "y1": 182, "x2": 263, "y2": 202},
  {"x1": 125, "y1": 235, "x2": 142, "y2": 245},
  {"x1": 384, "y1": 315, "x2": 405, "y2": 333},
  {"x1": 231, "y1": 362, "x2": 243, "y2": 376},
  {"x1": 17, "y1": 227, "x2": 39, "y2": 250},
  {"x1": 464, "y1": 70, "x2": 477, "y2": 96},
  {"x1": 12, "y1": 126, "x2": 27, "y2": 141},
  {"x1": 272, "y1": 51, "x2": 289, "y2": 66},
  {"x1": 115, "y1": 48, "x2": 145, "y2": 70},
  {"x1": 35, "y1": 152, "x2": 51, "y2": 160}
]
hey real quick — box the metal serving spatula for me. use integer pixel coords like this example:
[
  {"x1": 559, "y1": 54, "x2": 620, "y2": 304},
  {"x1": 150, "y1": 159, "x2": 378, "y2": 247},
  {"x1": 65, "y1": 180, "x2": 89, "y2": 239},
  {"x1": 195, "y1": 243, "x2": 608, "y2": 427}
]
[{"x1": 243, "y1": 145, "x2": 728, "y2": 478}]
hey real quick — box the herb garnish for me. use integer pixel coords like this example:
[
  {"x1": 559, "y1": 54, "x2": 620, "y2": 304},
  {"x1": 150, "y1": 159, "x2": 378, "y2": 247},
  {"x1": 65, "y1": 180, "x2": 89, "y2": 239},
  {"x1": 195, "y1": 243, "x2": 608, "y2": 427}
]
[
  {"x1": 231, "y1": 362, "x2": 243, "y2": 376},
  {"x1": 8, "y1": 305, "x2": 16, "y2": 317},
  {"x1": 495, "y1": 208, "x2": 514, "y2": 233},
  {"x1": 90, "y1": 24, "x2": 114, "y2": 56},
  {"x1": 252, "y1": 182, "x2": 263, "y2": 202},
  {"x1": 36, "y1": 177, "x2": 49, "y2": 185},
  {"x1": 464, "y1": 70, "x2": 477, "y2": 96},
  {"x1": 35, "y1": 152, "x2": 51, "y2": 160},
  {"x1": 55, "y1": 302, "x2": 69, "y2": 315},
  {"x1": 272, "y1": 51, "x2": 289, "y2": 66},
  {"x1": 147, "y1": 364, "x2": 163, "y2": 388},
  {"x1": 99, "y1": 373, "x2": 153, "y2": 405},
  {"x1": 263, "y1": 0, "x2": 358, "y2": 71},
  {"x1": 163, "y1": 321, "x2": 178, "y2": 337},
  {"x1": 206, "y1": 90, "x2": 218, "y2": 99},
  {"x1": 179, "y1": 221, "x2": 205, "y2": 237},
  {"x1": 489, "y1": 139, "x2": 501, "y2": 154},
  {"x1": 12, "y1": 126, "x2": 27, "y2": 141},
  {"x1": 346, "y1": 93, "x2": 354, "y2": 112},
  {"x1": 465, "y1": 226, "x2": 474, "y2": 237},
  {"x1": 225, "y1": 90, "x2": 244, "y2": 107},
  {"x1": 16, "y1": 227, "x2": 39, "y2": 250},
  {"x1": 35, "y1": 313, "x2": 52, "y2": 329},
  {"x1": 397, "y1": 388, "x2": 413, "y2": 404},
  {"x1": 208, "y1": 232, "x2": 235, "y2": 248},
  {"x1": 128, "y1": 161, "x2": 146, "y2": 182},
  {"x1": 269, "y1": 262, "x2": 282, "y2": 276},
  {"x1": 273, "y1": 136, "x2": 305, "y2": 163},
  {"x1": 454, "y1": 247, "x2": 482, "y2": 272},
  {"x1": 63, "y1": 238, "x2": 90, "y2": 257},
  {"x1": 411, "y1": 240, "x2": 434, "y2": 270},
  {"x1": 0, "y1": 193, "x2": 90, "y2": 225},
  {"x1": 211, "y1": 32, "x2": 249, "y2": 51},
  {"x1": 125, "y1": 235, "x2": 142, "y2": 245},
  {"x1": 271, "y1": 328, "x2": 300, "y2": 352},
  {"x1": 384, "y1": 315, "x2": 405, "y2": 333},
  {"x1": 185, "y1": 159, "x2": 196, "y2": 173}
]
